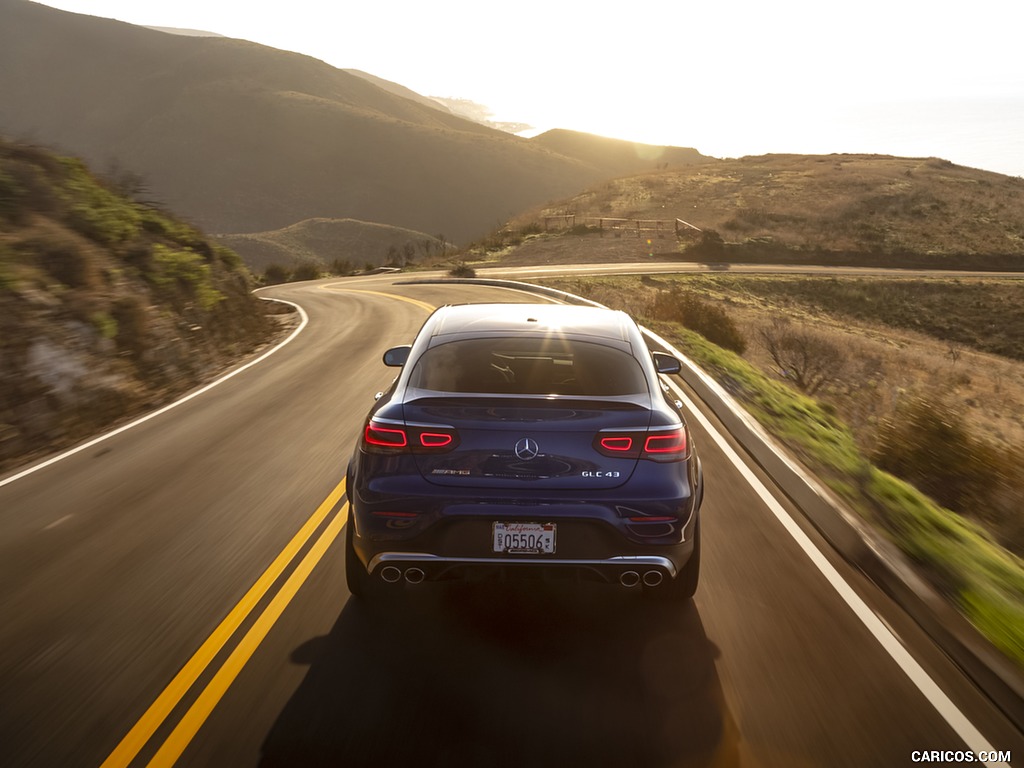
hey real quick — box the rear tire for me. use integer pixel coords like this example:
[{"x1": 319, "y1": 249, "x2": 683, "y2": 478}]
[
  {"x1": 653, "y1": 516, "x2": 700, "y2": 603},
  {"x1": 345, "y1": 521, "x2": 371, "y2": 599}
]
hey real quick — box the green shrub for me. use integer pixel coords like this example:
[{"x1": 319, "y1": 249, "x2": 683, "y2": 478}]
[
  {"x1": 331, "y1": 258, "x2": 353, "y2": 276},
  {"x1": 875, "y1": 397, "x2": 997, "y2": 510},
  {"x1": 91, "y1": 311, "x2": 117, "y2": 340},
  {"x1": 0, "y1": 245, "x2": 15, "y2": 291},
  {"x1": 292, "y1": 262, "x2": 321, "y2": 281},
  {"x1": 650, "y1": 288, "x2": 746, "y2": 354},
  {"x1": 0, "y1": 167, "x2": 24, "y2": 223},
  {"x1": 59, "y1": 158, "x2": 141, "y2": 245},
  {"x1": 867, "y1": 468, "x2": 1024, "y2": 664},
  {"x1": 139, "y1": 208, "x2": 190, "y2": 241},
  {"x1": 212, "y1": 243, "x2": 243, "y2": 271},
  {"x1": 448, "y1": 262, "x2": 476, "y2": 278},
  {"x1": 27, "y1": 228, "x2": 99, "y2": 289},
  {"x1": 111, "y1": 296, "x2": 149, "y2": 357},
  {"x1": 263, "y1": 264, "x2": 290, "y2": 285},
  {"x1": 874, "y1": 396, "x2": 1024, "y2": 551},
  {"x1": 149, "y1": 244, "x2": 224, "y2": 310},
  {"x1": 686, "y1": 229, "x2": 726, "y2": 258}
]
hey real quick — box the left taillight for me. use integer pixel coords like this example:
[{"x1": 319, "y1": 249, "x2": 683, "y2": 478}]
[
  {"x1": 362, "y1": 419, "x2": 459, "y2": 454},
  {"x1": 364, "y1": 421, "x2": 408, "y2": 449}
]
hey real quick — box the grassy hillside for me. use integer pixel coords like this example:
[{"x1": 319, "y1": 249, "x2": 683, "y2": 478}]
[
  {"x1": 496, "y1": 154, "x2": 1024, "y2": 269},
  {"x1": 0, "y1": 0, "x2": 703, "y2": 248},
  {"x1": 701, "y1": 275, "x2": 1024, "y2": 360},
  {"x1": 216, "y1": 218, "x2": 448, "y2": 272},
  {"x1": 539, "y1": 274, "x2": 1024, "y2": 667},
  {"x1": 0, "y1": 137, "x2": 276, "y2": 470}
]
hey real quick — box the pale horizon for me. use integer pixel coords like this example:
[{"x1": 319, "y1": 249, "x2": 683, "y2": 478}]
[{"x1": 29, "y1": 0, "x2": 1024, "y2": 177}]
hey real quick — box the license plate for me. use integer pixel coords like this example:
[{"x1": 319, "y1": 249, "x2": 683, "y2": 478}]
[{"x1": 492, "y1": 522, "x2": 556, "y2": 554}]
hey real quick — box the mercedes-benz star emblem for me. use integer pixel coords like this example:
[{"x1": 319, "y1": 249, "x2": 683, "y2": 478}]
[{"x1": 514, "y1": 437, "x2": 540, "y2": 461}]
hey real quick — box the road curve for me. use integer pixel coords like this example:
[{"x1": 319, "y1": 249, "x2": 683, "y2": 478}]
[{"x1": 0, "y1": 275, "x2": 1019, "y2": 767}]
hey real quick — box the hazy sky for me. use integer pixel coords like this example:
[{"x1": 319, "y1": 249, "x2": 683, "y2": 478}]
[{"x1": 35, "y1": 0, "x2": 1024, "y2": 176}]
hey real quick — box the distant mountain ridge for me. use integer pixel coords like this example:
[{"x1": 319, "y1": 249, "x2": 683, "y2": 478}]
[
  {"x1": 216, "y1": 218, "x2": 448, "y2": 271},
  {"x1": 530, "y1": 130, "x2": 704, "y2": 177},
  {"x1": 0, "y1": 0, "x2": 707, "y2": 250}
]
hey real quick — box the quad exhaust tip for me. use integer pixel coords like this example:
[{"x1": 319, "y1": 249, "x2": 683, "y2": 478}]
[
  {"x1": 620, "y1": 571, "x2": 641, "y2": 588},
  {"x1": 621, "y1": 570, "x2": 665, "y2": 587},
  {"x1": 642, "y1": 570, "x2": 664, "y2": 587},
  {"x1": 379, "y1": 565, "x2": 426, "y2": 584}
]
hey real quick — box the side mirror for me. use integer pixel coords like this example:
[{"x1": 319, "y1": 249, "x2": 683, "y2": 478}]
[
  {"x1": 652, "y1": 351, "x2": 682, "y2": 375},
  {"x1": 383, "y1": 345, "x2": 412, "y2": 367}
]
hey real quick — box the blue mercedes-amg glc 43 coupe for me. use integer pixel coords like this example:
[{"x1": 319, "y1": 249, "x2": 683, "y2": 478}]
[{"x1": 345, "y1": 302, "x2": 704, "y2": 602}]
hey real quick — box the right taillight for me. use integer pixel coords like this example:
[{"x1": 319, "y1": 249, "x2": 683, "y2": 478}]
[
  {"x1": 594, "y1": 426, "x2": 688, "y2": 462},
  {"x1": 643, "y1": 428, "x2": 687, "y2": 458}
]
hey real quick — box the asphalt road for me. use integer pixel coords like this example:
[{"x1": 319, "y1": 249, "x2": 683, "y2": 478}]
[{"x1": 1, "y1": 274, "x2": 1021, "y2": 767}]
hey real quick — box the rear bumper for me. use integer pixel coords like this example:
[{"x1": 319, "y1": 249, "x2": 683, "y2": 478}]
[
  {"x1": 366, "y1": 552, "x2": 681, "y2": 584},
  {"x1": 347, "y1": 457, "x2": 703, "y2": 586}
]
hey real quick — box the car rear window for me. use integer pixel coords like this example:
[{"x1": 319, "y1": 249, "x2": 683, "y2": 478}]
[{"x1": 408, "y1": 338, "x2": 648, "y2": 396}]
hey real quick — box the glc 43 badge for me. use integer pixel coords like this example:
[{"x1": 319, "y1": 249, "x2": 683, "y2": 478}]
[{"x1": 582, "y1": 470, "x2": 621, "y2": 478}]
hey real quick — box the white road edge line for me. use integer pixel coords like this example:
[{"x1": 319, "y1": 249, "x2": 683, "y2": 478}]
[
  {"x1": 0, "y1": 298, "x2": 308, "y2": 489},
  {"x1": 662, "y1": 377, "x2": 1004, "y2": 762}
]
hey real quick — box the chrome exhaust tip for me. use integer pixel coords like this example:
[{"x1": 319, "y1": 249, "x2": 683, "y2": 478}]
[
  {"x1": 620, "y1": 570, "x2": 641, "y2": 588},
  {"x1": 380, "y1": 565, "x2": 402, "y2": 583},
  {"x1": 642, "y1": 570, "x2": 664, "y2": 587},
  {"x1": 404, "y1": 567, "x2": 426, "y2": 584}
]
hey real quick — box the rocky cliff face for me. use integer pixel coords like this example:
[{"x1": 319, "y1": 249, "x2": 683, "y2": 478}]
[{"x1": 0, "y1": 139, "x2": 279, "y2": 471}]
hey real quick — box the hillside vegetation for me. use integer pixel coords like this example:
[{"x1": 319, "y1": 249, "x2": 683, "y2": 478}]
[
  {"x1": 540, "y1": 274, "x2": 1024, "y2": 666},
  {"x1": 495, "y1": 154, "x2": 1024, "y2": 269},
  {"x1": 0, "y1": 138, "x2": 276, "y2": 470}
]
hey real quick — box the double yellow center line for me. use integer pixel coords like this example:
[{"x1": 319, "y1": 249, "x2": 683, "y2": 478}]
[
  {"x1": 101, "y1": 478, "x2": 350, "y2": 768},
  {"x1": 104, "y1": 288, "x2": 438, "y2": 766}
]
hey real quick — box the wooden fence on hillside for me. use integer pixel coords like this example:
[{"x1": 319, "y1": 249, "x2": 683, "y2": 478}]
[{"x1": 543, "y1": 215, "x2": 702, "y2": 238}]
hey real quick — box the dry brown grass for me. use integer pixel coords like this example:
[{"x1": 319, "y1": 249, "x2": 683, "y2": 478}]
[
  {"x1": 540, "y1": 274, "x2": 1024, "y2": 553},
  {"x1": 681, "y1": 278, "x2": 1024, "y2": 452},
  {"x1": 506, "y1": 154, "x2": 1024, "y2": 263}
]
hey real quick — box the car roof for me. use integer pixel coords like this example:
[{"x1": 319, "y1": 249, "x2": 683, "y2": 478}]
[{"x1": 429, "y1": 303, "x2": 635, "y2": 342}]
